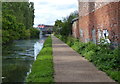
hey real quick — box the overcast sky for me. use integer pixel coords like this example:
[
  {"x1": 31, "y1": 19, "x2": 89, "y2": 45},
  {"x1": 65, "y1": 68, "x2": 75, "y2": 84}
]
[{"x1": 29, "y1": 0, "x2": 78, "y2": 27}]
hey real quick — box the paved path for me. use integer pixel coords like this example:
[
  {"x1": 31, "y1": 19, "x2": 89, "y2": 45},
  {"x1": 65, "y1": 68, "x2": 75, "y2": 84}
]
[{"x1": 52, "y1": 35, "x2": 115, "y2": 82}]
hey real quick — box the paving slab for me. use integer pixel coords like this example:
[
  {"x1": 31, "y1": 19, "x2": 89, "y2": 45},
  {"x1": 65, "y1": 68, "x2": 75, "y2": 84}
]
[{"x1": 52, "y1": 35, "x2": 116, "y2": 83}]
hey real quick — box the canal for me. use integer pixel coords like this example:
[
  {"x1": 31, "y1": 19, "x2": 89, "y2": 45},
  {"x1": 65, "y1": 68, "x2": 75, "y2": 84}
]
[{"x1": 2, "y1": 37, "x2": 46, "y2": 83}]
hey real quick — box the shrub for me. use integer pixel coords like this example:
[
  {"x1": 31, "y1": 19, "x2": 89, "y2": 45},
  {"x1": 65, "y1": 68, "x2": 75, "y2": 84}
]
[
  {"x1": 106, "y1": 70, "x2": 120, "y2": 83},
  {"x1": 2, "y1": 30, "x2": 10, "y2": 44},
  {"x1": 83, "y1": 50, "x2": 95, "y2": 61},
  {"x1": 66, "y1": 37, "x2": 78, "y2": 47},
  {"x1": 71, "y1": 41, "x2": 80, "y2": 51},
  {"x1": 29, "y1": 28, "x2": 40, "y2": 38}
]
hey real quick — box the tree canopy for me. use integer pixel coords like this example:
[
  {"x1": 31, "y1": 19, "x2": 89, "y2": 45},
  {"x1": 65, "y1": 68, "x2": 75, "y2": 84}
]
[{"x1": 2, "y1": 2, "x2": 39, "y2": 44}]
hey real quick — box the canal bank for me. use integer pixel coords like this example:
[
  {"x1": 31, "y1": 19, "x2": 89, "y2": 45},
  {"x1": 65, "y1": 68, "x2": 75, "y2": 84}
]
[{"x1": 26, "y1": 37, "x2": 54, "y2": 82}]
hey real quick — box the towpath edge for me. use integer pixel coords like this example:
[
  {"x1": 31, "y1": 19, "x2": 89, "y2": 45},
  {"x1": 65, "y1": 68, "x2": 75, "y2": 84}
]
[{"x1": 52, "y1": 35, "x2": 115, "y2": 82}]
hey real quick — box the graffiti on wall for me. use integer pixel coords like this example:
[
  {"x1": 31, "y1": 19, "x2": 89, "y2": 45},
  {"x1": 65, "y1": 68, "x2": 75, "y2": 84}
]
[
  {"x1": 79, "y1": 29, "x2": 83, "y2": 37},
  {"x1": 98, "y1": 29, "x2": 111, "y2": 44},
  {"x1": 92, "y1": 29, "x2": 96, "y2": 44}
]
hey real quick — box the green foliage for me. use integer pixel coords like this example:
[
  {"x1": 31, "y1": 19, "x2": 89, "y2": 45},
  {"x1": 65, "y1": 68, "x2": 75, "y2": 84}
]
[
  {"x1": 2, "y1": 2, "x2": 34, "y2": 29},
  {"x1": 17, "y1": 23, "x2": 28, "y2": 39},
  {"x1": 106, "y1": 70, "x2": 120, "y2": 82},
  {"x1": 2, "y1": 2, "x2": 39, "y2": 45},
  {"x1": 29, "y1": 28, "x2": 40, "y2": 38},
  {"x1": 2, "y1": 14, "x2": 17, "y2": 30},
  {"x1": 56, "y1": 35, "x2": 120, "y2": 83},
  {"x1": 66, "y1": 37, "x2": 78, "y2": 47},
  {"x1": 83, "y1": 51, "x2": 95, "y2": 61},
  {"x1": 26, "y1": 37, "x2": 54, "y2": 83},
  {"x1": 2, "y1": 30, "x2": 10, "y2": 43},
  {"x1": 54, "y1": 11, "x2": 78, "y2": 36},
  {"x1": 2, "y1": 14, "x2": 21, "y2": 43},
  {"x1": 53, "y1": 20, "x2": 63, "y2": 34}
]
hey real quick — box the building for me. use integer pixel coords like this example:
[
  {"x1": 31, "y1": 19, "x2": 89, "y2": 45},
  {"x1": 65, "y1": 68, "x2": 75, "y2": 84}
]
[
  {"x1": 75, "y1": 1, "x2": 120, "y2": 47},
  {"x1": 71, "y1": 18, "x2": 79, "y2": 38}
]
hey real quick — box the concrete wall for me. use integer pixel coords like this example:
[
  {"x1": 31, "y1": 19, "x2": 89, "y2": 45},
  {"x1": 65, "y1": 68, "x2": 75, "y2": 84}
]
[{"x1": 72, "y1": 20, "x2": 80, "y2": 38}]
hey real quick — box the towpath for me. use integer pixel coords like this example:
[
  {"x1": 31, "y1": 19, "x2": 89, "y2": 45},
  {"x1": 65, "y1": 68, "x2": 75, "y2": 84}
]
[{"x1": 52, "y1": 35, "x2": 115, "y2": 82}]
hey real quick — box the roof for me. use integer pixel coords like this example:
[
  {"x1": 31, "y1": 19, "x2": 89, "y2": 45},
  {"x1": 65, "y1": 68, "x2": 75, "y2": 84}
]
[{"x1": 71, "y1": 17, "x2": 79, "y2": 24}]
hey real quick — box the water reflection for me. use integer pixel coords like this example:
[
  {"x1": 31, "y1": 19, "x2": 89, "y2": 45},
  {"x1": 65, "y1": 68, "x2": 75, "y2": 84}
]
[
  {"x1": 34, "y1": 40, "x2": 44, "y2": 60},
  {"x1": 2, "y1": 37, "x2": 46, "y2": 83}
]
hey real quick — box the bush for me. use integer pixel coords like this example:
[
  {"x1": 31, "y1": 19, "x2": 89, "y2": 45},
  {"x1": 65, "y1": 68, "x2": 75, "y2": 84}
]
[
  {"x1": 29, "y1": 28, "x2": 40, "y2": 38},
  {"x1": 71, "y1": 41, "x2": 80, "y2": 51},
  {"x1": 83, "y1": 50, "x2": 95, "y2": 61},
  {"x1": 106, "y1": 70, "x2": 120, "y2": 83},
  {"x1": 2, "y1": 30, "x2": 10, "y2": 44},
  {"x1": 66, "y1": 37, "x2": 78, "y2": 47}
]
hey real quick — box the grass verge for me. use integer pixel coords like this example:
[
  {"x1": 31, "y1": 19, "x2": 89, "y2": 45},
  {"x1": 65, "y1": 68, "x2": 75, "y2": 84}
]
[{"x1": 26, "y1": 36, "x2": 54, "y2": 83}]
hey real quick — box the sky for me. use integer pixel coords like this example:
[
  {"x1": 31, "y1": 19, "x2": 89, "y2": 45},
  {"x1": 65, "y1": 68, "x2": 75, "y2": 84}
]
[{"x1": 29, "y1": 0, "x2": 78, "y2": 27}]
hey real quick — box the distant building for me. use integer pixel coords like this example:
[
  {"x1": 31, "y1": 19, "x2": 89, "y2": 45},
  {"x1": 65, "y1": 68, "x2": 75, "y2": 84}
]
[{"x1": 72, "y1": 1, "x2": 120, "y2": 47}]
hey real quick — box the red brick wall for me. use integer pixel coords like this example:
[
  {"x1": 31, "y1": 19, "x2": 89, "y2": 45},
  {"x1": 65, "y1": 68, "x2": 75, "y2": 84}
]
[
  {"x1": 79, "y1": 2, "x2": 120, "y2": 46},
  {"x1": 78, "y1": 2, "x2": 110, "y2": 17}
]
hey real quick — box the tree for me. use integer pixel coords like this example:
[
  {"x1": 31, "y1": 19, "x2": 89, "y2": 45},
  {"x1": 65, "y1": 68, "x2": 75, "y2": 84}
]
[
  {"x1": 53, "y1": 20, "x2": 63, "y2": 34},
  {"x1": 54, "y1": 11, "x2": 78, "y2": 36},
  {"x1": 2, "y1": 2, "x2": 38, "y2": 45}
]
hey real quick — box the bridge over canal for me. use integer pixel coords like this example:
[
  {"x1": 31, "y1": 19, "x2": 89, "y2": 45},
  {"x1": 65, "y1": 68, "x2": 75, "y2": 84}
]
[{"x1": 37, "y1": 24, "x2": 53, "y2": 36}]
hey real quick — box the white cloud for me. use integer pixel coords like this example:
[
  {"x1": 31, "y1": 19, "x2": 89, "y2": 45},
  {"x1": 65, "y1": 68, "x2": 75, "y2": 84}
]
[{"x1": 29, "y1": 0, "x2": 78, "y2": 27}]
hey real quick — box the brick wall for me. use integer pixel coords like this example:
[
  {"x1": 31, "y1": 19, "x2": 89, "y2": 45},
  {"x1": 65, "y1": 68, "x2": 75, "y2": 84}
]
[
  {"x1": 78, "y1": 2, "x2": 120, "y2": 46},
  {"x1": 78, "y1": 2, "x2": 110, "y2": 17}
]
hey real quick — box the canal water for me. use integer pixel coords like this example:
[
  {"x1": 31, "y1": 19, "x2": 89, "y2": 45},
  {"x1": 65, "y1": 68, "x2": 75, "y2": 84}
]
[{"x1": 2, "y1": 37, "x2": 46, "y2": 83}]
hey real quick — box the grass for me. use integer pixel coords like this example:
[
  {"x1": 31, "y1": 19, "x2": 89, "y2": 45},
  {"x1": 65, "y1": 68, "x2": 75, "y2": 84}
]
[
  {"x1": 26, "y1": 37, "x2": 54, "y2": 83},
  {"x1": 56, "y1": 35, "x2": 120, "y2": 83}
]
